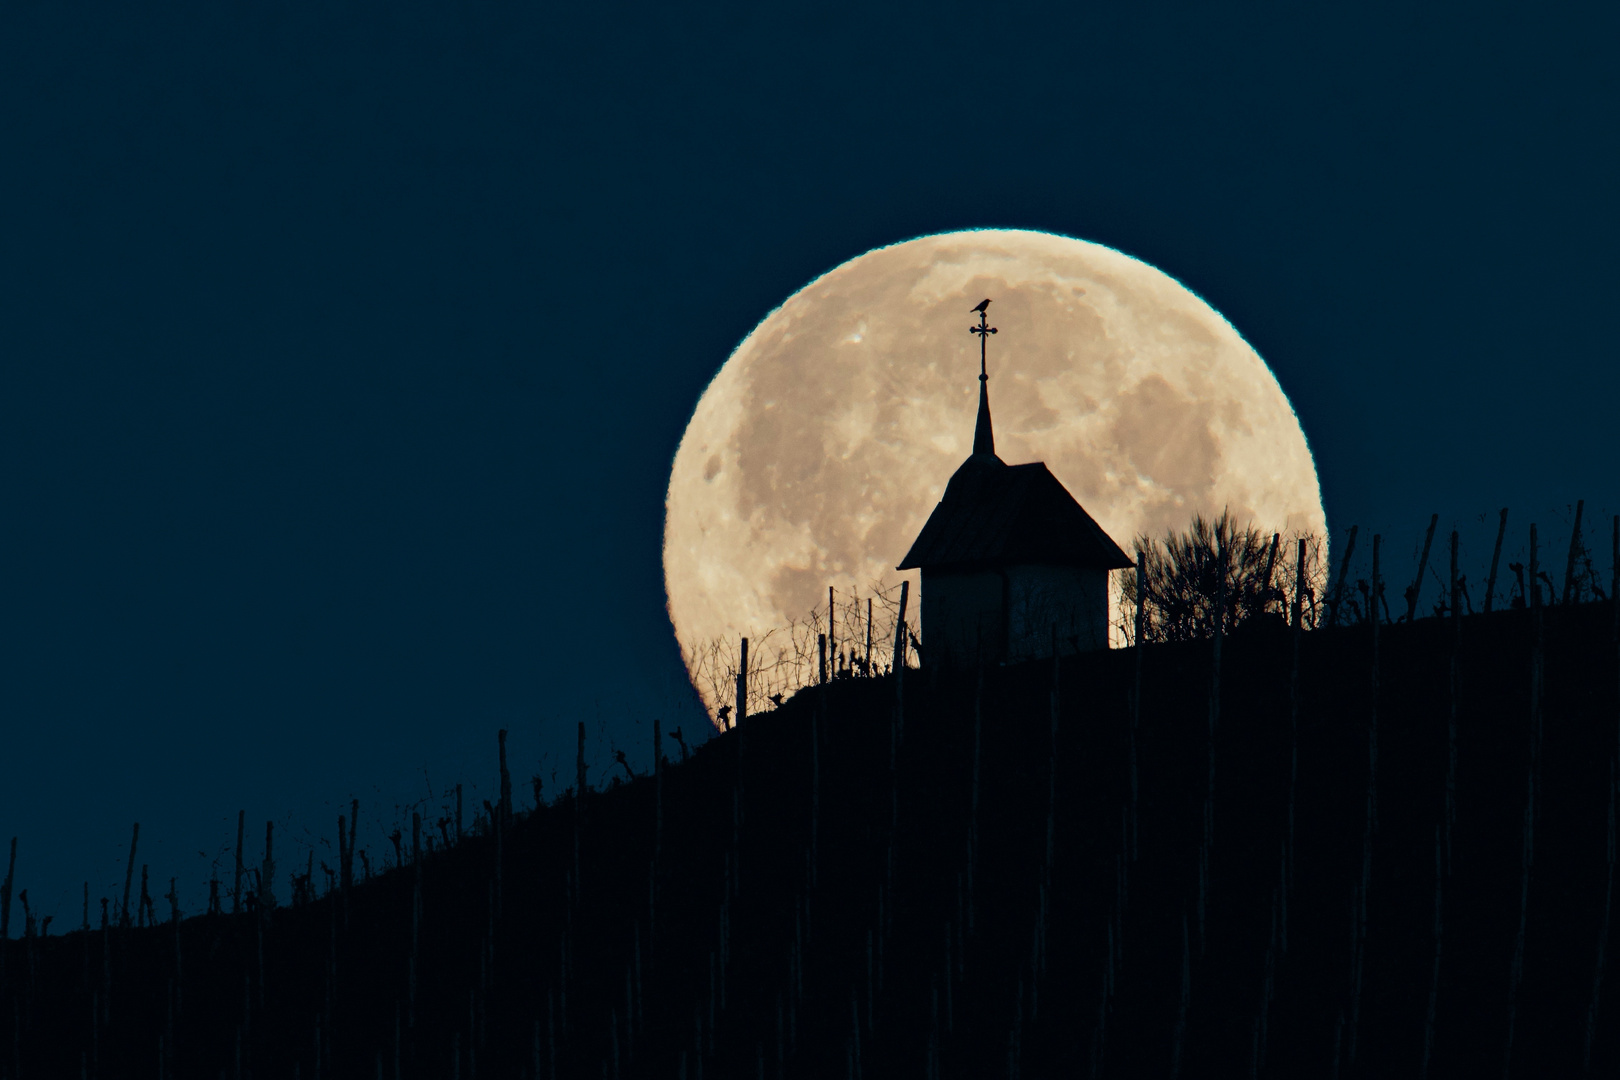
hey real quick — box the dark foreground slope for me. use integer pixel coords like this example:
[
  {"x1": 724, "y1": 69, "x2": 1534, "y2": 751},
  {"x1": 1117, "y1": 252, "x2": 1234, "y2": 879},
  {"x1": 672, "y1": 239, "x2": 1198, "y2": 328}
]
[{"x1": 3, "y1": 601, "x2": 1619, "y2": 1078}]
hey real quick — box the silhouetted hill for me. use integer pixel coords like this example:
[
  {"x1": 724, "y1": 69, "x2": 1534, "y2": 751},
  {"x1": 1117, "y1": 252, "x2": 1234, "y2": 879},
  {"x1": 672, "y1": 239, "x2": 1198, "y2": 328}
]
[{"x1": 2, "y1": 599, "x2": 1617, "y2": 1077}]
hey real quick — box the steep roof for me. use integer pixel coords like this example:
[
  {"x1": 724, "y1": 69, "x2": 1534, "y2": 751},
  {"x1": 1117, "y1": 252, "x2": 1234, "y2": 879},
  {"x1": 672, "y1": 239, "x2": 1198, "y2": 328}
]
[
  {"x1": 897, "y1": 452, "x2": 1135, "y2": 572},
  {"x1": 901, "y1": 297, "x2": 1133, "y2": 573}
]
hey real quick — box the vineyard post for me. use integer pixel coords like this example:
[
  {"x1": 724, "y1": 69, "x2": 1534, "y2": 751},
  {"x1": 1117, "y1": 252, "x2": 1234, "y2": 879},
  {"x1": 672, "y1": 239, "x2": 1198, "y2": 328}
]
[
  {"x1": 1405, "y1": 513, "x2": 1439, "y2": 622},
  {"x1": 1563, "y1": 499, "x2": 1586, "y2": 605},
  {"x1": 234, "y1": 811, "x2": 244, "y2": 915},
  {"x1": 1505, "y1": 523, "x2": 1544, "y2": 1074},
  {"x1": 818, "y1": 633, "x2": 826, "y2": 687},
  {"x1": 866, "y1": 597, "x2": 873, "y2": 676},
  {"x1": 499, "y1": 728, "x2": 512, "y2": 830},
  {"x1": 968, "y1": 662, "x2": 982, "y2": 932},
  {"x1": 495, "y1": 732, "x2": 506, "y2": 913},
  {"x1": 1261, "y1": 532, "x2": 1280, "y2": 615},
  {"x1": 409, "y1": 811, "x2": 421, "y2": 1031},
  {"x1": 574, "y1": 721, "x2": 585, "y2": 910},
  {"x1": 1584, "y1": 758, "x2": 1618, "y2": 1069},
  {"x1": 1, "y1": 836, "x2": 14, "y2": 939},
  {"x1": 1348, "y1": 534, "x2": 1381, "y2": 1065},
  {"x1": 1420, "y1": 827, "x2": 1443, "y2": 1079},
  {"x1": 1131, "y1": 550, "x2": 1146, "y2": 861},
  {"x1": 1198, "y1": 533, "x2": 1226, "y2": 954},
  {"x1": 1039, "y1": 625, "x2": 1060, "y2": 985},
  {"x1": 1328, "y1": 525, "x2": 1359, "y2": 627},
  {"x1": 121, "y1": 823, "x2": 140, "y2": 928},
  {"x1": 1447, "y1": 531, "x2": 1460, "y2": 869},
  {"x1": 892, "y1": 580, "x2": 910, "y2": 670},
  {"x1": 736, "y1": 637, "x2": 748, "y2": 730},
  {"x1": 1611, "y1": 515, "x2": 1618, "y2": 630},
  {"x1": 654, "y1": 710, "x2": 663, "y2": 864},
  {"x1": 811, "y1": 669, "x2": 821, "y2": 891},
  {"x1": 261, "y1": 821, "x2": 275, "y2": 909},
  {"x1": 1485, "y1": 508, "x2": 1509, "y2": 613},
  {"x1": 1287, "y1": 537, "x2": 1305, "y2": 909},
  {"x1": 829, "y1": 586, "x2": 836, "y2": 674},
  {"x1": 892, "y1": 580, "x2": 910, "y2": 753},
  {"x1": 337, "y1": 813, "x2": 348, "y2": 887},
  {"x1": 167, "y1": 876, "x2": 182, "y2": 1012}
]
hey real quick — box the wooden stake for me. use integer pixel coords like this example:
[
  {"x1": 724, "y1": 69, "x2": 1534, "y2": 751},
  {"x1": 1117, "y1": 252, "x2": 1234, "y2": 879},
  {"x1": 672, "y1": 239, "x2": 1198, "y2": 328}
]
[
  {"x1": 409, "y1": 812, "x2": 421, "y2": 1029},
  {"x1": 1530, "y1": 523, "x2": 1541, "y2": 614},
  {"x1": 1199, "y1": 534, "x2": 1225, "y2": 954},
  {"x1": 121, "y1": 823, "x2": 140, "y2": 927},
  {"x1": 1420, "y1": 827, "x2": 1443, "y2": 1080},
  {"x1": 1044, "y1": 626, "x2": 1060, "y2": 890},
  {"x1": 1563, "y1": 499, "x2": 1585, "y2": 605},
  {"x1": 818, "y1": 633, "x2": 827, "y2": 686},
  {"x1": 968, "y1": 665, "x2": 982, "y2": 933},
  {"x1": 1261, "y1": 532, "x2": 1280, "y2": 615},
  {"x1": 1327, "y1": 525, "x2": 1359, "y2": 627},
  {"x1": 1287, "y1": 539, "x2": 1305, "y2": 906},
  {"x1": 1370, "y1": 534, "x2": 1381, "y2": 830},
  {"x1": 261, "y1": 821, "x2": 276, "y2": 909},
  {"x1": 1611, "y1": 516, "x2": 1618, "y2": 621},
  {"x1": 574, "y1": 721, "x2": 585, "y2": 909},
  {"x1": 865, "y1": 597, "x2": 873, "y2": 676},
  {"x1": 737, "y1": 637, "x2": 748, "y2": 729},
  {"x1": 1170, "y1": 911, "x2": 1190, "y2": 1078},
  {"x1": 811, "y1": 683, "x2": 821, "y2": 891},
  {"x1": 1447, "y1": 532, "x2": 1460, "y2": 870},
  {"x1": 892, "y1": 580, "x2": 910, "y2": 752},
  {"x1": 1, "y1": 836, "x2": 15, "y2": 939},
  {"x1": 1131, "y1": 549, "x2": 1145, "y2": 861},
  {"x1": 1349, "y1": 536, "x2": 1381, "y2": 1063},
  {"x1": 892, "y1": 580, "x2": 910, "y2": 670},
  {"x1": 829, "y1": 586, "x2": 836, "y2": 672},
  {"x1": 1505, "y1": 523, "x2": 1543, "y2": 1075},
  {"x1": 1135, "y1": 547, "x2": 1148, "y2": 649},
  {"x1": 1405, "y1": 513, "x2": 1439, "y2": 622},
  {"x1": 1485, "y1": 508, "x2": 1509, "y2": 613},
  {"x1": 1582, "y1": 758, "x2": 1617, "y2": 1070},
  {"x1": 498, "y1": 728, "x2": 512, "y2": 829},
  {"x1": 654, "y1": 711, "x2": 664, "y2": 862},
  {"x1": 1291, "y1": 538, "x2": 1307, "y2": 631},
  {"x1": 234, "y1": 811, "x2": 245, "y2": 915}
]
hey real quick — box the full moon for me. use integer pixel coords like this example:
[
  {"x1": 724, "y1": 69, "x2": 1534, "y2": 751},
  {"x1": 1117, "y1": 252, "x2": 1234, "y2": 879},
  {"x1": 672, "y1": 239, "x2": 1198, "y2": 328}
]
[{"x1": 664, "y1": 229, "x2": 1324, "y2": 706}]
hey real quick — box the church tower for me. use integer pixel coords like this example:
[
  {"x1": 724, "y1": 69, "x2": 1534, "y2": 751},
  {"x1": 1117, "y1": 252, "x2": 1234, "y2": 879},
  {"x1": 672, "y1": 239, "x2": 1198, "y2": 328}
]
[{"x1": 897, "y1": 300, "x2": 1134, "y2": 667}]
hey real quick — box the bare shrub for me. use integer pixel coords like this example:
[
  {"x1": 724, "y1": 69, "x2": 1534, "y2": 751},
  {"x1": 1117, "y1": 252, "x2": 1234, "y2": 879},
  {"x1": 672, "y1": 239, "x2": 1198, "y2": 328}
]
[
  {"x1": 1115, "y1": 512, "x2": 1328, "y2": 645},
  {"x1": 683, "y1": 581, "x2": 917, "y2": 727}
]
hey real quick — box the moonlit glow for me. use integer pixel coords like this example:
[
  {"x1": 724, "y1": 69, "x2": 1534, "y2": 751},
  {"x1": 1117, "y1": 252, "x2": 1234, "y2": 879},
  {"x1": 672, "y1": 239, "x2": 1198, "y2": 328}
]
[{"x1": 664, "y1": 229, "x2": 1325, "y2": 694}]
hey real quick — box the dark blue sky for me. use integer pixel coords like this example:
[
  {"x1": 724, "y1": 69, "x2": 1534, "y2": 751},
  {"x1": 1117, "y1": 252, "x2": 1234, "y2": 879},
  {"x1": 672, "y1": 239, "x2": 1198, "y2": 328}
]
[{"x1": 2, "y1": 2, "x2": 1615, "y2": 917}]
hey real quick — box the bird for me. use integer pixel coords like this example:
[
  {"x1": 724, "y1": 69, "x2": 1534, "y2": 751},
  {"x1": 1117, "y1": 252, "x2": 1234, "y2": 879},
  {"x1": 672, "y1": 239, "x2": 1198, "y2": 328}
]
[{"x1": 971, "y1": 298, "x2": 991, "y2": 313}]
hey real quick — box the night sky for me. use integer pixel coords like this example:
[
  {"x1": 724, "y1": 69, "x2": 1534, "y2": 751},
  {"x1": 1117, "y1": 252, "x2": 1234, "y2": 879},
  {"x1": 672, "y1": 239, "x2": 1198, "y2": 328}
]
[{"x1": 2, "y1": 2, "x2": 1615, "y2": 920}]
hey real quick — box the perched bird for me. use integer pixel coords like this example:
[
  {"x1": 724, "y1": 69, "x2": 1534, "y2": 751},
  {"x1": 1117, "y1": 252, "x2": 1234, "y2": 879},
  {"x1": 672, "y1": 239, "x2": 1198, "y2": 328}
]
[{"x1": 971, "y1": 298, "x2": 991, "y2": 313}]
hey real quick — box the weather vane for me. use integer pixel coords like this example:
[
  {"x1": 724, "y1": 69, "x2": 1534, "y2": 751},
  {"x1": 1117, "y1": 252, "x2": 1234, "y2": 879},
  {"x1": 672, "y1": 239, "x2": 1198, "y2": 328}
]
[{"x1": 969, "y1": 298, "x2": 996, "y2": 381}]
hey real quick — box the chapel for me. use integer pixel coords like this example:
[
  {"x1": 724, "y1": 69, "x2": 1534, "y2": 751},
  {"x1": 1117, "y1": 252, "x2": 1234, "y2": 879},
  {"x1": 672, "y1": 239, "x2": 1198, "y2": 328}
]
[{"x1": 897, "y1": 300, "x2": 1134, "y2": 668}]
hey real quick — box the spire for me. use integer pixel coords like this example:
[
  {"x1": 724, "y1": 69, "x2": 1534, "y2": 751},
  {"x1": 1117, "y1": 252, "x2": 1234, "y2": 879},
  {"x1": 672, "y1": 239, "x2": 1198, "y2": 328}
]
[{"x1": 969, "y1": 299, "x2": 997, "y2": 457}]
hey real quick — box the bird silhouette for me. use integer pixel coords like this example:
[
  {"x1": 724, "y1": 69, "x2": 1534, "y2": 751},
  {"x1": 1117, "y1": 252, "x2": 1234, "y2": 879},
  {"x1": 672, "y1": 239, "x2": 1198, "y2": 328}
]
[{"x1": 971, "y1": 298, "x2": 991, "y2": 313}]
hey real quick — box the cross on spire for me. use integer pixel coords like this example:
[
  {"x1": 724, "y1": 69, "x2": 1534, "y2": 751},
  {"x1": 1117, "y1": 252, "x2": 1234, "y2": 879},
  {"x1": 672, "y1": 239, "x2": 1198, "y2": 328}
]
[
  {"x1": 969, "y1": 299, "x2": 997, "y2": 457},
  {"x1": 970, "y1": 299, "x2": 997, "y2": 382}
]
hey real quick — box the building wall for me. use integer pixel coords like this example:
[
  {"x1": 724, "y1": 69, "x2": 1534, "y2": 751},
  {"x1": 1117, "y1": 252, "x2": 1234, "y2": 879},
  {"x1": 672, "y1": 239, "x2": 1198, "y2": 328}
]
[
  {"x1": 920, "y1": 568, "x2": 1006, "y2": 669},
  {"x1": 921, "y1": 563, "x2": 1111, "y2": 669}
]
